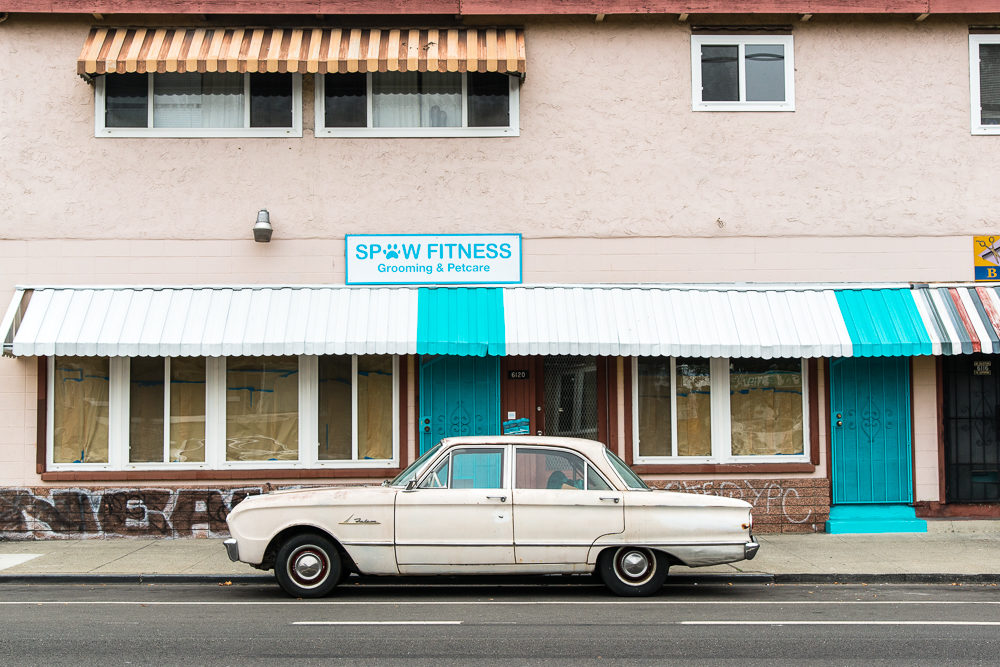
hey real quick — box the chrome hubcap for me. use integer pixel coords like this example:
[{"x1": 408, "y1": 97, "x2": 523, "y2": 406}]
[
  {"x1": 294, "y1": 553, "x2": 323, "y2": 581},
  {"x1": 621, "y1": 551, "x2": 649, "y2": 578}
]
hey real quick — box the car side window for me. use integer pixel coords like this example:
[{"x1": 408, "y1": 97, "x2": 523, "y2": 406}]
[
  {"x1": 587, "y1": 464, "x2": 612, "y2": 491},
  {"x1": 418, "y1": 456, "x2": 450, "y2": 488},
  {"x1": 515, "y1": 448, "x2": 587, "y2": 490},
  {"x1": 421, "y1": 448, "x2": 504, "y2": 489}
]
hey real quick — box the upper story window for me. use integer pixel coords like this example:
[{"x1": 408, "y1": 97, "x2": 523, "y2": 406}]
[
  {"x1": 970, "y1": 35, "x2": 1000, "y2": 135},
  {"x1": 691, "y1": 34, "x2": 795, "y2": 111},
  {"x1": 316, "y1": 72, "x2": 519, "y2": 137},
  {"x1": 633, "y1": 356, "x2": 808, "y2": 464},
  {"x1": 96, "y1": 73, "x2": 303, "y2": 137}
]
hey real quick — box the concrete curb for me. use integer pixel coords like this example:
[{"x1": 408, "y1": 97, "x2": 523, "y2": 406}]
[{"x1": 1, "y1": 572, "x2": 997, "y2": 586}]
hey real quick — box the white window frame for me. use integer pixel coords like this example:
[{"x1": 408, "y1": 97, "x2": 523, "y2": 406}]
[
  {"x1": 95, "y1": 73, "x2": 303, "y2": 138},
  {"x1": 46, "y1": 354, "x2": 399, "y2": 471},
  {"x1": 970, "y1": 35, "x2": 1000, "y2": 135},
  {"x1": 631, "y1": 357, "x2": 810, "y2": 465},
  {"x1": 691, "y1": 34, "x2": 795, "y2": 112},
  {"x1": 314, "y1": 71, "x2": 520, "y2": 137}
]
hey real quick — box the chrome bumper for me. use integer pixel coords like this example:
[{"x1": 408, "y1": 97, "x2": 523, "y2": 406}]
[
  {"x1": 224, "y1": 538, "x2": 240, "y2": 562},
  {"x1": 744, "y1": 541, "x2": 760, "y2": 560}
]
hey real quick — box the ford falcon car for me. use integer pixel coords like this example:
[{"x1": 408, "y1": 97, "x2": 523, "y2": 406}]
[{"x1": 224, "y1": 435, "x2": 758, "y2": 598}]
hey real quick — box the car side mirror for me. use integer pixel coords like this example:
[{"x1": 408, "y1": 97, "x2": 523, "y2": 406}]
[{"x1": 405, "y1": 479, "x2": 418, "y2": 491}]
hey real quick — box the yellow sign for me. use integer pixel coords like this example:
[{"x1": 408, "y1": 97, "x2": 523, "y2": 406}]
[{"x1": 974, "y1": 236, "x2": 1000, "y2": 281}]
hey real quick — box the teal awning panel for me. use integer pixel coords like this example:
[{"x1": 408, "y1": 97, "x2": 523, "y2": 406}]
[
  {"x1": 835, "y1": 289, "x2": 932, "y2": 357},
  {"x1": 416, "y1": 287, "x2": 505, "y2": 356}
]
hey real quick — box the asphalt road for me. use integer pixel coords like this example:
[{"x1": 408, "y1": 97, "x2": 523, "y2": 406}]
[{"x1": 2, "y1": 581, "x2": 999, "y2": 665}]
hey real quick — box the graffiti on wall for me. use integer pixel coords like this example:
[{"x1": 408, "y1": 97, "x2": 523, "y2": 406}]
[
  {"x1": 656, "y1": 479, "x2": 823, "y2": 525},
  {"x1": 0, "y1": 487, "x2": 267, "y2": 539}
]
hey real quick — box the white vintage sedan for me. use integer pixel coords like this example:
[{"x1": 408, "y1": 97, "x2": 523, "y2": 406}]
[{"x1": 224, "y1": 436, "x2": 758, "y2": 598}]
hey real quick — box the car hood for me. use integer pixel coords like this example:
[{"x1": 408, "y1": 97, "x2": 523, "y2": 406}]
[{"x1": 229, "y1": 484, "x2": 398, "y2": 513}]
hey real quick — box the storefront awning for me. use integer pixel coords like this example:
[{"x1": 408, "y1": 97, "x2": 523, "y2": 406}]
[
  {"x1": 4, "y1": 284, "x2": 973, "y2": 360},
  {"x1": 77, "y1": 27, "x2": 526, "y2": 76}
]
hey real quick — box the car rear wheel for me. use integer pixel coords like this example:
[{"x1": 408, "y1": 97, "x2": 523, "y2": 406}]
[
  {"x1": 274, "y1": 533, "x2": 342, "y2": 598},
  {"x1": 597, "y1": 546, "x2": 669, "y2": 597}
]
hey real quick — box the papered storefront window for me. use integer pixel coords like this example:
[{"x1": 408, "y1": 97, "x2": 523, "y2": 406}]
[
  {"x1": 729, "y1": 359, "x2": 804, "y2": 456},
  {"x1": 317, "y1": 355, "x2": 394, "y2": 461},
  {"x1": 128, "y1": 357, "x2": 206, "y2": 463},
  {"x1": 49, "y1": 354, "x2": 397, "y2": 471},
  {"x1": 226, "y1": 356, "x2": 299, "y2": 462},
  {"x1": 635, "y1": 357, "x2": 807, "y2": 463},
  {"x1": 53, "y1": 357, "x2": 110, "y2": 463}
]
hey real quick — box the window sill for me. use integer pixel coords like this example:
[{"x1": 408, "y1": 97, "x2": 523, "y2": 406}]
[
  {"x1": 630, "y1": 462, "x2": 816, "y2": 475},
  {"x1": 316, "y1": 127, "x2": 518, "y2": 138},
  {"x1": 40, "y1": 467, "x2": 403, "y2": 482}
]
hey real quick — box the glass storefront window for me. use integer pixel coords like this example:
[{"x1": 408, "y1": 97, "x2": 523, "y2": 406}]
[
  {"x1": 318, "y1": 355, "x2": 394, "y2": 461},
  {"x1": 676, "y1": 357, "x2": 712, "y2": 457},
  {"x1": 730, "y1": 358, "x2": 804, "y2": 456},
  {"x1": 53, "y1": 357, "x2": 110, "y2": 463},
  {"x1": 169, "y1": 357, "x2": 207, "y2": 463},
  {"x1": 226, "y1": 356, "x2": 299, "y2": 462},
  {"x1": 635, "y1": 357, "x2": 807, "y2": 463}
]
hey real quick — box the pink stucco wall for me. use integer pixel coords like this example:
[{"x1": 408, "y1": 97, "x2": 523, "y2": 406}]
[
  {"x1": 0, "y1": 13, "x2": 986, "y2": 489},
  {"x1": 0, "y1": 14, "x2": 997, "y2": 244}
]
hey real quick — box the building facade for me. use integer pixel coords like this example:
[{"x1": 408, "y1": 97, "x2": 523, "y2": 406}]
[{"x1": 2, "y1": 1, "x2": 1000, "y2": 538}]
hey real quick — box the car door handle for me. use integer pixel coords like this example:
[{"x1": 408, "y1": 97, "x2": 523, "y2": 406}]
[
  {"x1": 600, "y1": 496, "x2": 620, "y2": 503},
  {"x1": 486, "y1": 495, "x2": 507, "y2": 502}
]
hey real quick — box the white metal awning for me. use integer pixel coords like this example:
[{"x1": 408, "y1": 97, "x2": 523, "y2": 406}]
[
  {"x1": 3, "y1": 286, "x2": 419, "y2": 358},
  {"x1": 2, "y1": 284, "x2": 867, "y2": 359}
]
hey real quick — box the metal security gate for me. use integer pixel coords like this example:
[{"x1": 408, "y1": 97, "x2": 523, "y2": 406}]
[
  {"x1": 830, "y1": 357, "x2": 913, "y2": 505},
  {"x1": 943, "y1": 355, "x2": 1000, "y2": 503}
]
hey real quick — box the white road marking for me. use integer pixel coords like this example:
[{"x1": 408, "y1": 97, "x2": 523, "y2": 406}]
[
  {"x1": 683, "y1": 621, "x2": 1000, "y2": 626},
  {"x1": 1, "y1": 600, "x2": 999, "y2": 606},
  {"x1": 293, "y1": 621, "x2": 462, "y2": 626},
  {"x1": 0, "y1": 555, "x2": 41, "y2": 571}
]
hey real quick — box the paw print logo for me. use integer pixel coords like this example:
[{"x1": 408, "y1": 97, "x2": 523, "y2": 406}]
[{"x1": 385, "y1": 244, "x2": 400, "y2": 260}]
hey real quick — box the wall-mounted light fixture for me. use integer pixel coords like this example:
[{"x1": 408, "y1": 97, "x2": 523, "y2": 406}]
[{"x1": 253, "y1": 209, "x2": 272, "y2": 243}]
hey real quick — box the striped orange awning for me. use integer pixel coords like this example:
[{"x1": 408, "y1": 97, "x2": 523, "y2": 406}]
[{"x1": 77, "y1": 27, "x2": 526, "y2": 76}]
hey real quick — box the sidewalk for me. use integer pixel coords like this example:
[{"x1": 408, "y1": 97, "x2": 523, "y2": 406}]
[{"x1": 1, "y1": 519, "x2": 998, "y2": 584}]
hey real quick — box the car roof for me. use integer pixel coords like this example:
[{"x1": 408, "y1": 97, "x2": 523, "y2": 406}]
[{"x1": 437, "y1": 435, "x2": 610, "y2": 460}]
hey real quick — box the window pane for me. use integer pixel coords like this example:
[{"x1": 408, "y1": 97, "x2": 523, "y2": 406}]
[
  {"x1": 745, "y1": 44, "x2": 786, "y2": 102},
  {"x1": 105, "y1": 74, "x2": 148, "y2": 127},
  {"x1": 325, "y1": 73, "x2": 367, "y2": 127},
  {"x1": 419, "y1": 456, "x2": 450, "y2": 488},
  {"x1": 981, "y1": 44, "x2": 1000, "y2": 126},
  {"x1": 544, "y1": 356, "x2": 598, "y2": 439},
  {"x1": 676, "y1": 358, "x2": 711, "y2": 456},
  {"x1": 226, "y1": 356, "x2": 298, "y2": 461},
  {"x1": 153, "y1": 73, "x2": 243, "y2": 128},
  {"x1": 587, "y1": 465, "x2": 611, "y2": 491},
  {"x1": 318, "y1": 355, "x2": 352, "y2": 461},
  {"x1": 53, "y1": 357, "x2": 109, "y2": 463},
  {"x1": 358, "y1": 355, "x2": 393, "y2": 459},
  {"x1": 129, "y1": 357, "x2": 164, "y2": 463},
  {"x1": 701, "y1": 45, "x2": 739, "y2": 101},
  {"x1": 638, "y1": 358, "x2": 671, "y2": 457},
  {"x1": 373, "y1": 72, "x2": 461, "y2": 127},
  {"x1": 515, "y1": 448, "x2": 585, "y2": 489},
  {"x1": 451, "y1": 448, "x2": 503, "y2": 489},
  {"x1": 468, "y1": 73, "x2": 510, "y2": 127},
  {"x1": 249, "y1": 73, "x2": 292, "y2": 127},
  {"x1": 170, "y1": 357, "x2": 206, "y2": 463},
  {"x1": 730, "y1": 358, "x2": 804, "y2": 456}
]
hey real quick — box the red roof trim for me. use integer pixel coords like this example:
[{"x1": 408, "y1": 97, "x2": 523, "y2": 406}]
[{"x1": 6, "y1": 1, "x2": 1000, "y2": 16}]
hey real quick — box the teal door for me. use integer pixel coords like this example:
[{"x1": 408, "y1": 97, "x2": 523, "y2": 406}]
[
  {"x1": 828, "y1": 357, "x2": 925, "y2": 533},
  {"x1": 419, "y1": 356, "x2": 500, "y2": 454}
]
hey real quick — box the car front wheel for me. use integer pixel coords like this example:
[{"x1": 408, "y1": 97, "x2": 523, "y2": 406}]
[
  {"x1": 274, "y1": 533, "x2": 342, "y2": 598},
  {"x1": 597, "y1": 546, "x2": 669, "y2": 597}
]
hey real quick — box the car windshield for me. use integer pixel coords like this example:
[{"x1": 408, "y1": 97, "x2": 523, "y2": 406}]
[
  {"x1": 605, "y1": 449, "x2": 649, "y2": 490},
  {"x1": 389, "y1": 444, "x2": 443, "y2": 487}
]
